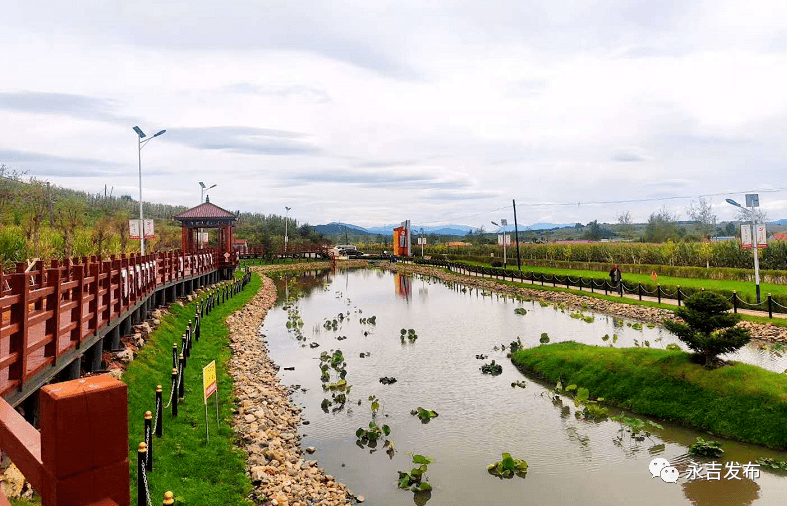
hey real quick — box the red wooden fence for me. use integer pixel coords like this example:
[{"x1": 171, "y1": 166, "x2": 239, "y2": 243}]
[{"x1": 0, "y1": 249, "x2": 232, "y2": 399}]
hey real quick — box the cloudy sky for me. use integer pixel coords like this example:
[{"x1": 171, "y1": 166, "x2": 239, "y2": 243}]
[{"x1": 2, "y1": 1, "x2": 787, "y2": 228}]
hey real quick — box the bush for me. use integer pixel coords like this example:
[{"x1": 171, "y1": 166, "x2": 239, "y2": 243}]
[{"x1": 663, "y1": 292, "x2": 751, "y2": 366}]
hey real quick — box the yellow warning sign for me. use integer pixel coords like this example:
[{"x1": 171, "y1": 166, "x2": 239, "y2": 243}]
[{"x1": 203, "y1": 360, "x2": 217, "y2": 404}]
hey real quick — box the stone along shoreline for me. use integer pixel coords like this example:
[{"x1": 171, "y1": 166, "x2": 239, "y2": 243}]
[{"x1": 226, "y1": 268, "x2": 357, "y2": 506}]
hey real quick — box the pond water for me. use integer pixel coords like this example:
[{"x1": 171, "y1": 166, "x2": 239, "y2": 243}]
[{"x1": 260, "y1": 267, "x2": 787, "y2": 506}]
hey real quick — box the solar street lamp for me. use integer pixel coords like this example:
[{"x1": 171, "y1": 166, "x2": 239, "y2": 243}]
[
  {"x1": 726, "y1": 197, "x2": 761, "y2": 303},
  {"x1": 133, "y1": 126, "x2": 166, "y2": 255}
]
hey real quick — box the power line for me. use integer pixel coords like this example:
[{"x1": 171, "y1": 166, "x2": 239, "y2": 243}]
[{"x1": 512, "y1": 186, "x2": 787, "y2": 208}]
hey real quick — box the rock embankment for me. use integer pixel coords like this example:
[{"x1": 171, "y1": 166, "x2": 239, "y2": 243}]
[
  {"x1": 226, "y1": 271, "x2": 352, "y2": 506},
  {"x1": 383, "y1": 262, "x2": 787, "y2": 343}
]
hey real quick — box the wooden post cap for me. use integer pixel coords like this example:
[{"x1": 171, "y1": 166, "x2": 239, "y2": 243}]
[
  {"x1": 145, "y1": 411, "x2": 152, "y2": 419},
  {"x1": 138, "y1": 442, "x2": 147, "y2": 452},
  {"x1": 172, "y1": 368, "x2": 178, "y2": 375},
  {"x1": 156, "y1": 385, "x2": 162, "y2": 392},
  {"x1": 178, "y1": 353, "x2": 184, "y2": 359},
  {"x1": 163, "y1": 491, "x2": 175, "y2": 505}
]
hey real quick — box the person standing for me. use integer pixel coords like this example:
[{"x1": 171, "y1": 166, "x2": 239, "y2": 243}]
[{"x1": 609, "y1": 264, "x2": 622, "y2": 288}]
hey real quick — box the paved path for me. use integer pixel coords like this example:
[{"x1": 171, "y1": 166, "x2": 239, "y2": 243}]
[{"x1": 437, "y1": 264, "x2": 787, "y2": 320}]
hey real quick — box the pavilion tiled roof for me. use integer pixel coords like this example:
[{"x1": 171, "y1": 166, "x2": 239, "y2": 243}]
[{"x1": 173, "y1": 202, "x2": 237, "y2": 220}]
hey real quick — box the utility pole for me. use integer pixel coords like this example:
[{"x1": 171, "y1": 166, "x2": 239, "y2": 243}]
[{"x1": 513, "y1": 199, "x2": 521, "y2": 271}]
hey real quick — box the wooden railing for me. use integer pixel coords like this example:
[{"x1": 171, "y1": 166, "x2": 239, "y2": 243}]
[
  {"x1": 0, "y1": 249, "x2": 233, "y2": 399},
  {"x1": 236, "y1": 244, "x2": 331, "y2": 258}
]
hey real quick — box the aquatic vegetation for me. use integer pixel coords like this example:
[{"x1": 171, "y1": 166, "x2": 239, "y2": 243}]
[
  {"x1": 410, "y1": 407, "x2": 439, "y2": 422},
  {"x1": 475, "y1": 354, "x2": 488, "y2": 360},
  {"x1": 539, "y1": 333, "x2": 550, "y2": 344},
  {"x1": 359, "y1": 316, "x2": 377, "y2": 324},
  {"x1": 397, "y1": 454, "x2": 434, "y2": 492},
  {"x1": 480, "y1": 360, "x2": 503, "y2": 376},
  {"x1": 359, "y1": 352, "x2": 370, "y2": 358},
  {"x1": 514, "y1": 308, "x2": 527, "y2": 315},
  {"x1": 665, "y1": 343, "x2": 681, "y2": 351},
  {"x1": 611, "y1": 413, "x2": 663, "y2": 443},
  {"x1": 487, "y1": 452, "x2": 528, "y2": 479},
  {"x1": 400, "y1": 328, "x2": 419, "y2": 343},
  {"x1": 368, "y1": 395, "x2": 380, "y2": 416},
  {"x1": 689, "y1": 437, "x2": 724, "y2": 458},
  {"x1": 356, "y1": 421, "x2": 391, "y2": 445},
  {"x1": 508, "y1": 337, "x2": 524, "y2": 354},
  {"x1": 511, "y1": 380, "x2": 527, "y2": 388},
  {"x1": 756, "y1": 458, "x2": 787, "y2": 470},
  {"x1": 379, "y1": 376, "x2": 398, "y2": 385}
]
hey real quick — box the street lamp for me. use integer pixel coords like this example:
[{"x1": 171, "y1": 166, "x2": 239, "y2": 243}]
[
  {"x1": 133, "y1": 126, "x2": 166, "y2": 256},
  {"x1": 491, "y1": 220, "x2": 508, "y2": 269},
  {"x1": 284, "y1": 206, "x2": 291, "y2": 256},
  {"x1": 726, "y1": 196, "x2": 761, "y2": 303},
  {"x1": 199, "y1": 181, "x2": 217, "y2": 204}
]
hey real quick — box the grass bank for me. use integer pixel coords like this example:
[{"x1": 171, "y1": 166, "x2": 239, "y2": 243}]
[
  {"x1": 511, "y1": 342, "x2": 787, "y2": 449},
  {"x1": 123, "y1": 273, "x2": 262, "y2": 506}
]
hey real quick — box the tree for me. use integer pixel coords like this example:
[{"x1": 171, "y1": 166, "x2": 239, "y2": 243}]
[
  {"x1": 20, "y1": 177, "x2": 50, "y2": 259},
  {"x1": 644, "y1": 207, "x2": 681, "y2": 243},
  {"x1": 663, "y1": 292, "x2": 750, "y2": 366},
  {"x1": 616, "y1": 211, "x2": 634, "y2": 240},
  {"x1": 736, "y1": 206, "x2": 768, "y2": 224},
  {"x1": 725, "y1": 222, "x2": 737, "y2": 236},
  {"x1": 686, "y1": 197, "x2": 716, "y2": 239},
  {"x1": 56, "y1": 197, "x2": 86, "y2": 257}
]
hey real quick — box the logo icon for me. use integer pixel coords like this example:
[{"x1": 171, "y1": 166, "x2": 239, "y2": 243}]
[{"x1": 649, "y1": 458, "x2": 678, "y2": 483}]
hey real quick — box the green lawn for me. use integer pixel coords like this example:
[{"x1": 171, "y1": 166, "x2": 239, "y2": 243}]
[
  {"x1": 511, "y1": 342, "x2": 787, "y2": 448},
  {"x1": 123, "y1": 274, "x2": 261, "y2": 506}
]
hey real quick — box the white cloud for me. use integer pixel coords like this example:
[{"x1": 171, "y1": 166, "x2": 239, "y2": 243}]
[{"x1": 1, "y1": 0, "x2": 786, "y2": 228}]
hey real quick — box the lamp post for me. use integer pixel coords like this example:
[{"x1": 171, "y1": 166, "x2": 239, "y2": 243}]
[
  {"x1": 726, "y1": 196, "x2": 761, "y2": 303},
  {"x1": 199, "y1": 181, "x2": 217, "y2": 204},
  {"x1": 491, "y1": 220, "x2": 508, "y2": 269},
  {"x1": 284, "y1": 207, "x2": 291, "y2": 256},
  {"x1": 133, "y1": 126, "x2": 166, "y2": 256}
]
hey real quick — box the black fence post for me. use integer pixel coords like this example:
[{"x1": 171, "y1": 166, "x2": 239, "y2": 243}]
[
  {"x1": 677, "y1": 286, "x2": 682, "y2": 306},
  {"x1": 144, "y1": 411, "x2": 153, "y2": 471},
  {"x1": 155, "y1": 385, "x2": 163, "y2": 437},
  {"x1": 590, "y1": 278, "x2": 594, "y2": 293},
  {"x1": 171, "y1": 368, "x2": 179, "y2": 417},
  {"x1": 195, "y1": 313, "x2": 200, "y2": 341},
  {"x1": 768, "y1": 293, "x2": 773, "y2": 319},
  {"x1": 187, "y1": 320, "x2": 193, "y2": 354},
  {"x1": 181, "y1": 334, "x2": 188, "y2": 364},
  {"x1": 618, "y1": 281, "x2": 623, "y2": 297},
  {"x1": 604, "y1": 280, "x2": 608, "y2": 296},
  {"x1": 172, "y1": 343, "x2": 178, "y2": 369},
  {"x1": 178, "y1": 354, "x2": 185, "y2": 399},
  {"x1": 638, "y1": 282, "x2": 642, "y2": 301},
  {"x1": 657, "y1": 285, "x2": 661, "y2": 304},
  {"x1": 579, "y1": 277, "x2": 583, "y2": 291},
  {"x1": 565, "y1": 276, "x2": 569, "y2": 290},
  {"x1": 138, "y1": 443, "x2": 148, "y2": 506},
  {"x1": 733, "y1": 291, "x2": 738, "y2": 313}
]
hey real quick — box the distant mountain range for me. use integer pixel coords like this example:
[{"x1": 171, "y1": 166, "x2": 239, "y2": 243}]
[
  {"x1": 314, "y1": 219, "x2": 787, "y2": 237},
  {"x1": 313, "y1": 221, "x2": 575, "y2": 236}
]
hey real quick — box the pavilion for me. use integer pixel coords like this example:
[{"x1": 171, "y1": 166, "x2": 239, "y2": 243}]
[{"x1": 173, "y1": 197, "x2": 238, "y2": 278}]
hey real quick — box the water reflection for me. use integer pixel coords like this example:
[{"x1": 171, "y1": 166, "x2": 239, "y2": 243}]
[{"x1": 683, "y1": 475, "x2": 760, "y2": 506}]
